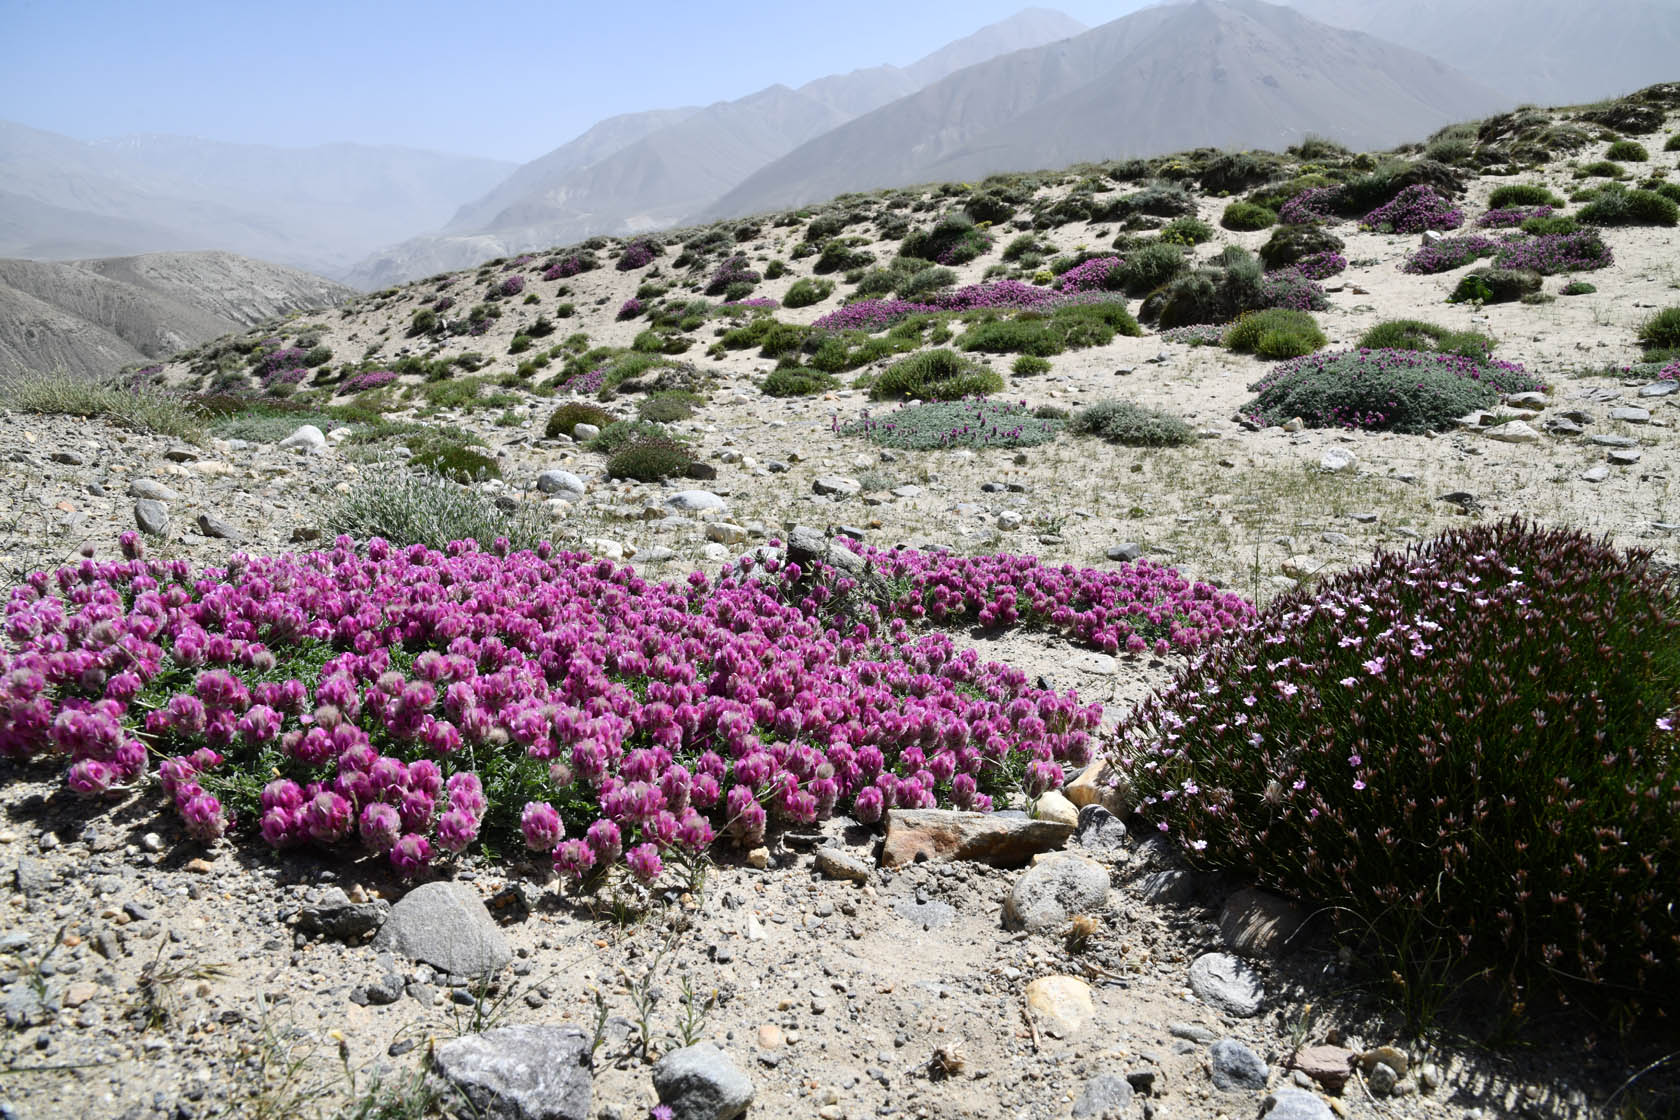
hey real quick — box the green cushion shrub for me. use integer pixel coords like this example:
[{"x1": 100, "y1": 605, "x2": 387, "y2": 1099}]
[
  {"x1": 1220, "y1": 201, "x2": 1277, "y2": 231},
  {"x1": 1069, "y1": 399, "x2": 1196, "y2": 446},
  {"x1": 1244, "y1": 348, "x2": 1541, "y2": 432},
  {"x1": 869, "y1": 348, "x2": 1003, "y2": 401},
  {"x1": 1223, "y1": 309, "x2": 1326, "y2": 359}
]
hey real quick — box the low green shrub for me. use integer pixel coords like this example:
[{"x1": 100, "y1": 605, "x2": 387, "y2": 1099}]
[
  {"x1": 1012, "y1": 355, "x2": 1052, "y2": 376},
  {"x1": 409, "y1": 440, "x2": 500, "y2": 483},
  {"x1": 1487, "y1": 183, "x2": 1564, "y2": 208},
  {"x1": 843, "y1": 399, "x2": 1060, "y2": 450},
  {"x1": 1069, "y1": 399, "x2": 1196, "y2": 446},
  {"x1": 897, "y1": 266, "x2": 958, "y2": 299},
  {"x1": 762, "y1": 367, "x2": 839, "y2": 396},
  {"x1": 1561, "y1": 280, "x2": 1597, "y2": 295},
  {"x1": 637, "y1": 390, "x2": 702, "y2": 422},
  {"x1": 1519, "y1": 215, "x2": 1580, "y2": 236},
  {"x1": 588, "y1": 419, "x2": 677, "y2": 455},
  {"x1": 1116, "y1": 242, "x2": 1187, "y2": 296},
  {"x1": 815, "y1": 239, "x2": 875, "y2": 274},
  {"x1": 1356, "y1": 319, "x2": 1495, "y2": 361},
  {"x1": 1118, "y1": 518, "x2": 1680, "y2": 1026},
  {"x1": 1666, "y1": 133, "x2": 1680, "y2": 153},
  {"x1": 1244, "y1": 348, "x2": 1541, "y2": 432},
  {"x1": 782, "y1": 278, "x2": 834, "y2": 308},
  {"x1": 1578, "y1": 185, "x2": 1680, "y2": 227},
  {"x1": 1637, "y1": 306, "x2": 1680, "y2": 351},
  {"x1": 1449, "y1": 268, "x2": 1542, "y2": 304},
  {"x1": 1605, "y1": 139, "x2": 1649, "y2": 161},
  {"x1": 1580, "y1": 159, "x2": 1627, "y2": 178},
  {"x1": 1159, "y1": 216, "x2": 1214, "y2": 246},
  {"x1": 1221, "y1": 201, "x2": 1277, "y2": 231},
  {"x1": 1222, "y1": 309, "x2": 1326, "y2": 359},
  {"x1": 604, "y1": 436, "x2": 695, "y2": 482},
  {"x1": 1259, "y1": 223, "x2": 1345, "y2": 271},
  {"x1": 958, "y1": 302, "x2": 1141, "y2": 357},
  {"x1": 869, "y1": 348, "x2": 1003, "y2": 401}
]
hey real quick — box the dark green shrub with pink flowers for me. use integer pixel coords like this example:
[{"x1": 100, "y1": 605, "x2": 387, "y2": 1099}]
[{"x1": 1116, "y1": 518, "x2": 1680, "y2": 1026}]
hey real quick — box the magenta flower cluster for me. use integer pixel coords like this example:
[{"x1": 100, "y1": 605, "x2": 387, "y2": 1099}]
[
  {"x1": 1257, "y1": 268, "x2": 1329, "y2": 312},
  {"x1": 616, "y1": 239, "x2": 659, "y2": 271},
  {"x1": 1278, "y1": 188, "x2": 1338, "y2": 226},
  {"x1": 1490, "y1": 231, "x2": 1613, "y2": 274},
  {"x1": 810, "y1": 280, "x2": 1090, "y2": 332},
  {"x1": 254, "y1": 347, "x2": 310, "y2": 379},
  {"x1": 1294, "y1": 251, "x2": 1347, "y2": 281},
  {"x1": 1359, "y1": 186, "x2": 1464, "y2": 234},
  {"x1": 1057, "y1": 257, "x2": 1122, "y2": 293},
  {"x1": 497, "y1": 275, "x2": 526, "y2": 298},
  {"x1": 261, "y1": 367, "x2": 308, "y2": 392},
  {"x1": 617, "y1": 298, "x2": 645, "y2": 321},
  {"x1": 722, "y1": 297, "x2": 779, "y2": 310},
  {"x1": 343, "y1": 370, "x2": 397, "y2": 394},
  {"x1": 1401, "y1": 234, "x2": 1501, "y2": 274},
  {"x1": 561, "y1": 367, "x2": 605, "y2": 394},
  {"x1": 1477, "y1": 206, "x2": 1554, "y2": 228},
  {"x1": 0, "y1": 535, "x2": 1257, "y2": 883},
  {"x1": 542, "y1": 255, "x2": 592, "y2": 281},
  {"x1": 433, "y1": 296, "x2": 456, "y2": 313}
]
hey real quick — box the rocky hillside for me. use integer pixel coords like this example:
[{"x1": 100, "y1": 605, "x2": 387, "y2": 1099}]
[
  {"x1": 3, "y1": 82, "x2": 1680, "y2": 1120},
  {"x1": 708, "y1": 0, "x2": 1509, "y2": 218},
  {"x1": 0, "y1": 250, "x2": 352, "y2": 380},
  {"x1": 345, "y1": 9, "x2": 1089, "y2": 290}
]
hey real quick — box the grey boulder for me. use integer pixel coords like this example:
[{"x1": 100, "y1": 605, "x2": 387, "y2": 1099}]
[
  {"x1": 432, "y1": 1025, "x2": 592, "y2": 1120},
  {"x1": 1210, "y1": 1038, "x2": 1268, "y2": 1091},
  {"x1": 1004, "y1": 855, "x2": 1109, "y2": 932},
  {"x1": 1188, "y1": 951, "x2": 1265, "y2": 1017},
  {"x1": 651, "y1": 1043, "x2": 754, "y2": 1120},
  {"x1": 372, "y1": 881, "x2": 511, "y2": 978}
]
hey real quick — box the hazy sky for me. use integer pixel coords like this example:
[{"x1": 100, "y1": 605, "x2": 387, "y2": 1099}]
[{"x1": 1, "y1": 0, "x2": 1140, "y2": 163}]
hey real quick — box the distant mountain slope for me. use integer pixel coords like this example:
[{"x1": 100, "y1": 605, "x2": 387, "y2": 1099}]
[
  {"x1": 0, "y1": 121, "x2": 515, "y2": 279},
  {"x1": 707, "y1": 0, "x2": 1511, "y2": 218},
  {"x1": 0, "y1": 251, "x2": 351, "y2": 381},
  {"x1": 347, "y1": 7, "x2": 1089, "y2": 289},
  {"x1": 1278, "y1": 0, "x2": 1680, "y2": 106}
]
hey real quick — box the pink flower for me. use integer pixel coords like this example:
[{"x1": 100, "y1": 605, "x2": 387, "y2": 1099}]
[
  {"x1": 390, "y1": 833, "x2": 432, "y2": 878},
  {"x1": 520, "y1": 801, "x2": 565, "y2": 851},
  {"x1": 625, "y1": 842, "x2": 663, "y2": 884}
]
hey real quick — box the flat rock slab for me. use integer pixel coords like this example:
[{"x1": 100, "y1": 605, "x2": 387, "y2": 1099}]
[
  {"x1": 1071, "y1": 1073, "x2": 1134, "y2": 1118},
  {"x1": 1288, "y1": 1044, "x2": 1356, "y2": 1092},
  {"x1": 882, "y1": 808, "x2": 1073, "y2": 868},
  {"x1": 652, "y1": 1043, "x2": 754, "y2": 1120},
  {"x1": 1024, "y1": 975, "x2": 1094, "y2": 1039},
  {"x1": 372, "y1": 881, "x2": 511, "y2": 978},
  {"x1": 813, "y1": 846, "x2": 872, "y2": 884},
  {"x1": 433, "y1": 1025, "x2": 592, "y2": 1120}
]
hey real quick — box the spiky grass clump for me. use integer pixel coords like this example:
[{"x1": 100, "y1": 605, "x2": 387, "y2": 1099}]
[
  {"x1": 1068, "y1": 399, "x2": 1196, "y2": 447},
  {"x1": 328, "y1": 466, "x2": 544, "y2": 552},
  {"x1": 1222, "y1": 309, "x2": 1326, "y2": 360},
  {"x1": 1487, "y1": 183, "x2": 1564, "y2": 209},
  {"x1": 1220, "y1": 201, "x2": 1277, "y2": 231},
  {"x1": 605, "y1": 436, "x2": 695, "y2": 482},
  {"x1": 0, "y1": 369, "x2": 206, "y2": 443},
  {"x1": 762, "y1": 367, "x2": 839, "y2": 397},
  {"x1": 843, "y1": 399, "x2": 1060, "y2": 451},
  {"x1": 1356, "y1": 320, "x2": 1496, "y2": 362},
  {"x1": 1115, "y1": 518, "x2": 1680, "y2": 1026},
  {"x1": 1245, "y1": 349, "x2": 1541, "y2": 433},
  {"x1": 870, "y1": 349, "x2": 1004, "y2": 401},
  {"x1": 1637, "y1": 306, "x2": 1680, "y2": 352},
  {"x1": 1578, "y1": 185, "x2": 1679, "y2": 227},
  {"x1": 782, "y1": 278, "x2": 834, "y2": 309}
]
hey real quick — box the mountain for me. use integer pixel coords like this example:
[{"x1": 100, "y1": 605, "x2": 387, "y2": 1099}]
[
  {"x1": 707, "y1": 0, "x2": 1512, "y2": 219},
  {"x1": 1277, "y1": 0, "x2": 1680, "y2": 107},
  {"x1": 345, "y1": 8, "x2": 1089, "y2": 289},
  {"x1": 0, "y1": 121, "x2": 515, "y2": 279},
  {"x1": 0, "y1": 251, "x2": 352, "y2": 381}
]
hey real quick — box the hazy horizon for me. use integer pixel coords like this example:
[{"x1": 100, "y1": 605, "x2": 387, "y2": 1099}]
[{"x1": 0, "y1": 0, "x2": 1139, "y2": 162}]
